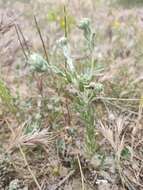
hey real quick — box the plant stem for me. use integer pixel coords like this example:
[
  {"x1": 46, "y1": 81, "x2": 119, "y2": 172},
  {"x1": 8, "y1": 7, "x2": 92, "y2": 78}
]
[
  {"x1": 19, "y1": 145, "x2": 42, "y2": 190},
  {"x1": 77, "y1": 154, "x2": 85, "y2": 190},
  {"x1": 34, "y1": 15, "x2": 49, "y2": 64},
  {"x1": 64, "y1": 5, "x2": 71, "y2": 125}
]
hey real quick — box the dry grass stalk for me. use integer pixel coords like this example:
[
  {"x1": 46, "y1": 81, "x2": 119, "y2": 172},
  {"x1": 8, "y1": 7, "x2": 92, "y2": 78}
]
[
  {"x1": 77, "y1": 154, "x2": 86, "y2": 190},
  {"x1": 5, "y1": 121, "x2": 43, "y2": 189},
  {"x1": 7, "y1": 122, "x2": 57, "y2": 151},
  {"x1": 6, "y1": 120, "x2": 57, "y2": 190},
  {"x1": 99, "y1": 117, "x2": 125, "y2": 161}
]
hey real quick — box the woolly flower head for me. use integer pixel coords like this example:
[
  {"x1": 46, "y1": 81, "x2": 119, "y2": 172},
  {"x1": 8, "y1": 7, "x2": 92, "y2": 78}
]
[
  {"x1": 57, "y1": 36, "x2": 75, "y2": 72},
  {"x1": 57, "y1": 36, "x2": 68, "y2": 47},
  {"x1": 78, "y1": 18, "x2": 91, "y2": 30},
  {"x1": 28, "y1": 53, "x2": 49, "y2": 73}
]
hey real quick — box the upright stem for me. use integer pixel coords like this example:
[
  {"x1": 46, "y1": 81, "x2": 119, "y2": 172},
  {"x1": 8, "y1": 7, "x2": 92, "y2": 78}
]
[
  {"x1": 34, "y1": 15, "x2": 49, "y2": 64},
  {"x1": 64, "y1": 5, "x2": 68, "y2": 69},
  {"x1": 15, "y1": 25, "x2": 28, "y2": 61},
  {"x1": 63, "y1": 5, "x2": 71, "y2": 125}
]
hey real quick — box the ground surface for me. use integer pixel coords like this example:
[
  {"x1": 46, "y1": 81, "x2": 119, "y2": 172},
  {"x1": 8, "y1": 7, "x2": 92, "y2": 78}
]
[{"x1": 0, "y1": 0, "x2": 143, "y2": 190}]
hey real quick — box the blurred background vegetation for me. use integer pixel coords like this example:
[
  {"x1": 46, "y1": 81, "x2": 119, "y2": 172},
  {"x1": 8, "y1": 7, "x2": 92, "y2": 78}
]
[{"x1": 117, "y1": 0, "x2": 143, "y2": 7}]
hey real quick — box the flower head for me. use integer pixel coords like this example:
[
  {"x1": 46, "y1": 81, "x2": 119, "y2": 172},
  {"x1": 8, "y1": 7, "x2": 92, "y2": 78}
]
[
  {"x1": 28, "y1": 53, "x2": 49, "y2": 73},
  {"x1": 78, "y1": 18, "x2": 91, "y2": 30}
]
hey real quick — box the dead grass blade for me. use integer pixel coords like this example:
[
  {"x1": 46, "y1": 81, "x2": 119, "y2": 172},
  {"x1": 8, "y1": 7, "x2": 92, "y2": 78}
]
[
  {"x1": 77, "y1": 154, "x2": 86, "y2": 190},
  {"x1": 99, "y1": 117, "x2": 125, "y2": 161},
  {"x1": 7, "y1": 122, "x2": 57, "y2": 151},
  {"x1": 6, "y1": 121, "x2": 44, "y2": 190},
  {"x1": 99, "y1": 120, "x2": 116, "y2": 151}
]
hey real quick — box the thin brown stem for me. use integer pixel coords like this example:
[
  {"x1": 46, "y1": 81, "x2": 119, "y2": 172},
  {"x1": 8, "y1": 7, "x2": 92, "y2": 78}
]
[
  {"x1": 34, "y1": 15, "x2": 49, "y2": 64},
  {"x1": 17, "y1": 24, "x2": 31, "y2": 54},
  {"x1": 15, "y1": 24, "x2": 28, "y2": 60}
]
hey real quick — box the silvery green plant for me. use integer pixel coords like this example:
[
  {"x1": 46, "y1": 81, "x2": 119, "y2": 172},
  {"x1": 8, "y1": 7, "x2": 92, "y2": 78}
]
[
  {"x1": 78, "y1": 18, "x2": 95, "y2": 53},
  {"x1": 75, "y1": 89, "x2": 97, "y2": 155},
  {"x1": 57, "y1": 37, "x2": 75, "y2": 73},
  {"x1": 56, "y1": 36, "x2": 78, "y2": 85},
  {"x1": 56, "y1": 36, "x2": 97, "y2": 91},
  {"x1": 28, "y1": 52, "x2": 66, "y2": 78},
  {"x1": 23, "y1": 16, "x2": 102, "y2": 96},
  {"x1": 27, "y1": 18, "x2": 104, "y2": 157},
  {"x1": 28, "y1": 53, "x2": 49, "y2": 73},
  {"x1": 78, "y1": 18, "x2": 97, "y2": 85},
  {"x1": 27, "y1": 20, "x2": 103, "y2": 90}
]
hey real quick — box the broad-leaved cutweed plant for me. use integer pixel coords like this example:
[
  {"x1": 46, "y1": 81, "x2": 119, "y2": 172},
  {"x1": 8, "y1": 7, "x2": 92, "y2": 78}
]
[{"x1": 27, "y1": 17, "x2": 103, "y2": 156}]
